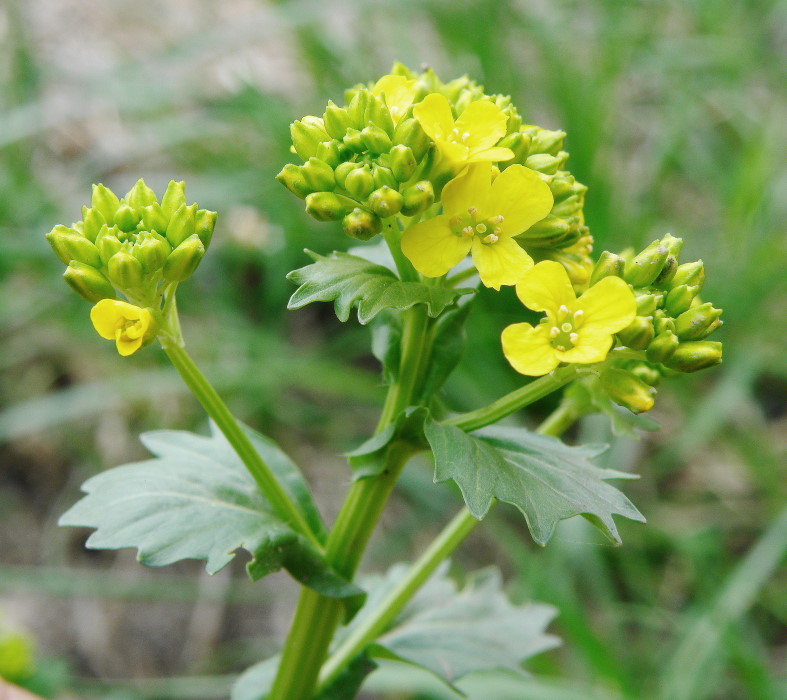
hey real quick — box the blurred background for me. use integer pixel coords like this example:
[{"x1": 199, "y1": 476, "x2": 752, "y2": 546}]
[{"x1": 0, "y1": 0, "x2": 784, "y2": 698}]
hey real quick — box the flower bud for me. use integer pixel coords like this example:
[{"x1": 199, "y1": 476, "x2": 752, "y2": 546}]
[
  {"x1": 361, "y1": 124, "x2": 393, "y2": 155},
  {"x1": 664, "y1": 284, "x2": 700, "y2": 316},
  {"x1": 166, "y1": 202, "x2": 197, "y2": 248},
  {"x1": 95, "y1": 225, "x2": 123, "y2": 264},
  {"x1": 372, "y1": 165, "x2": 398, "y2": 190},
  {"x1": 141, "y1": 203, "x2": 170, "y2": 234},
  {"x1": 45, "y1": 225, "x2": 81, "y2": 264},
  {"x1": 195, "y1": 209, "x2": 217, "y2": 249},
  {"x1": 304, "y1": 192, "x2": 355, "y2": 222},
  {"x1": 400, "y1": 181, "x2": 434, "y2": 216},
  {"x1": 133, "y1": 231, "x2": 171, "y2": 273},
  {"x1": 81, "y1": 207, "x2": 107, "y2": 243},
  {"x1": 624, "y1": 240, "x2": 670, "y2": 287},
  {"x1": 654, "y1": 254, "x2": 678, "y2": 286},
  {"x1": 664, "y1": 341, "x2": 723, "y2": 373},
  {"x1": 601, "y1": 368, "x2": 656, "y2": 413},
  {"x1": 548, "y1": 173, "x2": 577, "y2": 201},
  {"x1": 519, "y1": 215, "x2": 571, "y2": 247},
  {"x1": 344, "y1": 165, "x2": 375, "y2": 200},
  {"x1": 125, "y1": 178, "x2": 157, "y2": 209},
  {"x1": 160, "y1": 180, "x2": 187, "y2": 218},
  {"x1": 323, "y1": 100, "x2": 353, "y2": 140},
  {"x1": 91, "y1": 184, "x2": 120, "y2": 225},
  {"x1": 617, "y1": 316, "x2": 655, "y2": 350},
  {"x1": 301, "y1": 157, "x2": 336, "y2": 192},
  {"x1": 497, "y1": 132, "x2": 531, "y2": 163},
  {"x1": 389, "y1": 144, "x2": 417, "y2": 182},
  {"x1": 646, "y1": 331, "x2": 680, "y2": 363},
  {"x1": 315, "y1": 140, "x2": 342, "y2": 169},
  {"x1": 674, "y1": 303, "x2": 723, "y2": 340},
  {"x1": 64, "y1": 261, "x2": 117, "y2": 302},
  {"x1": 550, "y1": 194, "x2": 581, "y2": 218},
  {"x1": 342, "y1": 207, "x2": 382, "y2": 241},
  {"x1": 290, "y1": 117, "x2": 329, "y2": 160},
  {"x1": 653, "y1": 312, "x2": 676, "y2": 336},
  {"x1": 346, "y1": 90, "x2": 370, "y2": 129},
  {"x1": 342, "y1": 128, "x2": 365, "y2": 154},
  {"x1": 163, "y1": 234, "x2": 205, "y2": 282},
  {"x1": 660, "y1": 233, "x2": 684, "y2": 258},
  {"x1": 524, "y1": 153, "x2": 563, "y2": 175},
  {"x1": 669, "y1": 260, "x2": 705, "y2": 291},
  {"x1": 48, "y1": 226, "x2": 103, "y2": 268},
  {"x1": 392, "y1": 118, "x2": 430, "y2": 160},
  {"x1": 364, "y1": 94, "x2": 395, "y2": 137},
  {"x1": 626, "y1": 361, "x2": 662, "y2": 386},
  {"x1": 529, "y1": 128, "x2": 566, "y2": 156},
  {"x1": 368, "y1": 186, "x2": 404, "y2": 217},
  {"x1": 114, "y1": 203, "x2": 140, "y2": 233},
  {"x1": 589, "y1": 251, "x2": 625, "y2": 286},
  {"x1": 636, "y1": 292, "x2": 662, "y2": 316},
  {"x1": 107, "y1": 250, "x2": 144, "y2": 289},
  {"x1": 276, "y1": 164, "x2": 312, "y2": 199}
]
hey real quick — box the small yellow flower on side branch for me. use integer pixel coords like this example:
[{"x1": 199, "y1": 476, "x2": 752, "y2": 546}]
[
  {"x1": 502, "y1": 261, "x2": 636, "y2": 376},
  {"x1": 413, "y1": 93, "x2": 514, "y2": 165},
  {"x1": 372, "y1": 74, "x2": 418, "y2": 124},
  {"x1": 90, "y1": 299, "x2": 155, "y2": 356},
  {"x1": 401, "y1": 162, "x2": 553, "y2": 289}
]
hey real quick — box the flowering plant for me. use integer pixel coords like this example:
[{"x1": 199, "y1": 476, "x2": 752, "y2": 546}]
[{"x1": 45, "y1": 64, "x2": 723, "y2": 700}]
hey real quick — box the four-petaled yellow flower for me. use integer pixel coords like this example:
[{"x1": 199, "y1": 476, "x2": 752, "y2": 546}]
[
  {"x1": 90, "y1": 299, "x2": 155, "y2": 356},
  {"x1": 413, "y1": 93, "x2": 514, "y2": 165},
  {"x1": 401, "y1": 162, "x2": 553, "y2": 289},
  {"x1": 501, "y1": 261, "x2": 636, "y2": 376},
  {"x1": 372, "y1": 74, "x2": 418, "y2": 125}
]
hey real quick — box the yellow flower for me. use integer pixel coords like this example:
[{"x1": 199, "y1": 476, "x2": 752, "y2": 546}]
[
  {"x1": 400, "y1": 162, "x2": 553, "y2": 289},
  {"x1": 413, "y1": 93, "x2": 514, "y2": 165},
  {"x1": 501, "y1": 261, "x2": 636, "y2": 376},
  {"x1": 90, "y1": 299, "x2": 154, "y2": 356},
  {"x1": 372, "y1": 74, "x2": 418, "y2": 124}
]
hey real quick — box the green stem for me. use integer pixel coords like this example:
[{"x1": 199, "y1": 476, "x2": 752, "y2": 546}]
[
  {"x1": 446, "y1": 364, "x2": 581, "y2": 432},
  {"x1": 160, "y1": 342, "x2": 321, "y2": 551},
  {"x1": 315, "y1": 405, "x2": 576, "y2": 691}
]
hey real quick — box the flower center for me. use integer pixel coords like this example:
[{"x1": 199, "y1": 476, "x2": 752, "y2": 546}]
[
  {"x1": 449, "y1": 208, "x2": 505, "y2": 245},
  {"x1": 115, "y1": 315, "x2": 146, "y2": 342},
  {"x1": 447, "y1": 127, "x2": 471, "y2": 145},
  {"x1": 546, "y1": 306, "x2": 584, "y2": 352}
]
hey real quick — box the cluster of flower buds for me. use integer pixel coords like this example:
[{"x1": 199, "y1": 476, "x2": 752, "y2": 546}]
[
  {"x1": 45, "y1": 179, "x2": 216, "y2": 306},
  {"x1": 586, "y1": 233, "x2": 723, "y2": 412}
]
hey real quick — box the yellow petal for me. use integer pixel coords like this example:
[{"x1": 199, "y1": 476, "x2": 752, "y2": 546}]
[
  {"x1": 116, "y1": 334, "x2": 144, "y2": 357},
  {"x1": 401, "y1": 215, "x2": 472, "y2": 277},
  {"x1": 515, "y1": 260, "x2": 575, "y2": 313},
  {"x1": 482, "y1": 165, "x2": 553, "y2": 238},
  {"x1": 471, "y1": 237, "x2": 533, "y2": 290},
  {"x1": 90, "y1": 299, "x2": 128, "y2": 339},
  {"x1": 413, "y1": 93, "x2": 455, "y2": 142},
  {"x1": 557, "y1": 332, "x2": 614, "y2": 365},
  {"x1": 467, "y1": 146, "x2": 515, "y2": 163},
  {"x1": 501, "y1": 322, "x2": 560, "y2": 376},
  {"x1": 455, "y1": 100, "x2": 508, "y2": 153},
  {"x1": 575, "y1": 276, "x2": 637, "y2": 334},
  {"x1": 372, "y1": 75, "x2": 416, "y2": 123},
  {"x1": 441, "y1": 163, "x2": 492, "y2": 215}
]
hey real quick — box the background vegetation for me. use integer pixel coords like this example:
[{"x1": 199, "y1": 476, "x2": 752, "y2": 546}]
[{"x1": 1, "y1": 0, "x2": 784, "y2": 698}]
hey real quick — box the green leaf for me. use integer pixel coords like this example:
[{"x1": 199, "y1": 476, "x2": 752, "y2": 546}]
[
  {"x1": 59, "y1": 423, "x2": 360, "y2": 599},
  {"x1": 359, "y1": 563, "x2": 559, "y2": 689},
  {"x1": 424, "y1": 422, "x2": 645, "y2": 545},
  {"x1": 565, "y1": 378, "x2": 660, "y2": 438},
  {"x1": 287, "y1": 250, "x2": 470, "y2": 324},
  {"x1": 370, "y1": 311, "x2": 401, "y2": 384}
]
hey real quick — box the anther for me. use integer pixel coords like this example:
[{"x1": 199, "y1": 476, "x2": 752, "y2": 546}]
[
  {"x1": 490, "y1": 215, "x2": 505, "y2": 224},
  {"x1": 449, "y1": 215, "x2": 462, "y2": 227},
  {"x1": 461, "y1": 226, "x2": 474, "y2": 237},
  {"x1": 573, "y1": 309, "x2": 584, "y2": 321},
  {"x1": 558, "y1": 304, "x2": 570, "y2": 319},
  {"x1": 549, "y1": 326, "x2": 560, "y2": 338},
  {"x1": 493, "y1": 226, "x2": 502, "y2": 235},
  {"x1": 483, "y1": 233, "x2": 499, "y2": 244},
  {"x1": 467, "y1": 206, "x2": 478, "y2": 216},
  {"x1": 555, "y1": 344, "x2": 567, "y2": 351},
  {"x1": 569, "y1": 332, "x2": 579, "y2": 343}
]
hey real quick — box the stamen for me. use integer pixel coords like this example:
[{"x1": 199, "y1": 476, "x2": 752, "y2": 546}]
[
  {"x1": 569, "y1": 332, "x2": 579, "y2": 343},
  {"x1": 461, "y1": 226, "x2": 474, "y2": 237},
  {"x1": 449, "y1": 215, "x2": 462, "y2": 227},
  {"x1": 561, "y1": 322, "x2": 572, "y2": 333},
  {"x1": 549, "y1": 326, "x2": 560, "y2": 338},
  {"x1": 483, "y1": 233, "x2": 499, "y2": 244},
  {"x1": 493, "y1": 226, "x2": 502, "y2": 235},
  {"x1": 558, "y1": 304, "x2": 570, "y2": 319},
  {"x1": 462, "y1": 131, "x2": 470, "y2": 142},
  {"x1": 475, "y1": 223, "x2": 487, "y2": 233},
  {"x1": 573, "y1": 309, "x2": 584, "y2": 322},
  {"x1": 490, "y1": 215, "x2": 505, "y2": 224},
  {"x1": 467, "y1": 206, "x2": 478, "y2": 216},
  {"x1": 555, "y1": 344, "x2": 567, "y2": 351}
]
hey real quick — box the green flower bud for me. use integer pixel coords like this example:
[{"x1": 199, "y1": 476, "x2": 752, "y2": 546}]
[
  {"x1": 163, "y1": 234, "x2": 205, "y2": 282},
  {"x1": 276, "y1": 163, "x2": 312, "y2": 199},
  {"x1": 674, "y1": 303, "x2": 723, "y2": 340},
  {"x1": 161, "y1": 180, "x2": 187, "y2": 218},
  {"x1": 389, "y1": 144, "x2": 417, "y2": 182},
  {"x1": 304, "y1": 192, "x2": 355, "y2": 222},
  {"x1": 95, "y1": 225, "x2": 123, "y2": 265},
  {"x1": 372, "y1": 165, "x2": 397, "y2": 190},
  {"x1": 360, "y1": 124, "x2": 393, "y2": 155},
  {"x1": 519, "y1": 215, "x2": 571, "y2": 247},
  {"x1": 589, "y1": 251, "x2": 625, "y2": 286},
  {"x1": 368, "y1": 186, "x2": 404, "y2": 217},
  {"x1": 114, "y1": 203, "x2": 140, "y2": 233},
  {"x1": 601, "y1": 368, "x2": 656, "y2": 413},
  {"x1": 653, "y1": 312, "x2": 676, "y2": 336},
  {"x1": 664, "y1": 341, "x2": 723, "y2": 373},
  {"x1": 107, "y1": 250, "x2": 144, "y2": 289},
  {"x1": 81, "y1": 207, "x2": 107, "y2": 243},
  {"x1": 91, "y1": 184, "x2": 120, "y2": 225},
  {"x1": 195, "y1": 209, "x2": 217, "y2": 249},
  {"x1": 290, "y1": 116, "x2": 330, "y2": 160},
  {"x1": 617, "y1": 316, "x2": 655, "y2": 350},
  {"x1": 342, "y1": 207, "x2": 382, "y2": 241},
  {"x1": 344, "y1": 165, "x2": 376, "y2": 200},
  {"x1": 141, "y1": 202, "x2": 170, "y2": 234},
  {"x1": 323, "y1": 100, "x2": 353, "y2": 140},
  {"x1": 301, "y1": 157, "x2": 336, "y2": 192},
  {"x1": 393, "y1": 118, "x2": 430, "y2": 160},
  {"x1": 166, "y1": 202, "x2": 197, "y2": 248},
  {"x1": 315, "y1": 140, "x2": 342, "y2": 169},
  {"x1": 133, "y1": 231, "x2": 171, "y2": 273},
  {"x1": 669, "y1": 260, "x2": 705, "y2": 291},
  {"x1": 334, "y1": 161, "x2": 361, "y2": 189},
  {"x1": 636, "y1": 292, "x2": 662, "y2": 316},
  {"x1": 125, "y1": 178, "x2": 157, "y2": 209},
  {"x1": 497, "y1": 132, "x2": 531, "y2": 163},
  {"x1": 342, "y1": 127, "x2": 366, "y2": 154},
  {"x1": 529, "y1": 128, "x2": 566, "y2": 156},
  {"x1": 400, "y1": 180, "x2": 434, "y2": 216},
  {"x1": 654, "y1": 254, "x2": 678, "y2": 286},
  {"x1": 626, "y1": 361, "x2": 662, "y2": 386},
  {"x1": 548, "y1": 173, "x2": 576, "y2": 201},
  {"x1": 364, "y1": 94, "x2": 395, "y2": 136},
  {"x1": 346, "y1": 90, "x2": 370, "y2": 129},
  {"x1": 660, "y1": 233, "x2": 684, "y2": 258},
  {"x1": 646, "y1": 331, "x2": 680, "y2": 363},
  {"x1": 624, "y1": 240, "x2": 670, "y2": 287},
  {"x1": 64, "y1": 261, "x2": 117, "y2": 302},
  {"x1": 550, "y1": 194, "x2": 581, "y2": 218},
  {"x1": 664, "y1": 284, "x2": 700, "y2": 316},
  {"x1": 47, "y1": 226, "x2": 102, "y2": 268},
  {"x1": 524, "y1": 153, "x2": 563, "y2": 175},
  {"x1": 45, "y1": 225, "x2": 81, "y2": 264}
]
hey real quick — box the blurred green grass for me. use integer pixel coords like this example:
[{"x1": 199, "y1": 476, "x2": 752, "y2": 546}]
[{"x1": 0, "y1": 0, "x2": 784, "y2": 698}]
